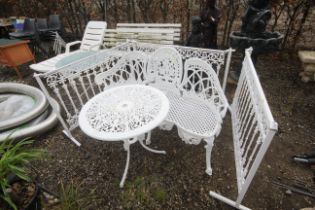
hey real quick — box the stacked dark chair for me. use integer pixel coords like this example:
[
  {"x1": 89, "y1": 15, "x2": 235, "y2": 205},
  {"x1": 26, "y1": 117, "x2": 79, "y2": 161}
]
[
  {"x1": 8, "y1": 15, "x2": 63, "y2": 56},
  {"x1": 9, "y1": 18, "x2": 36, "y2": 40}
]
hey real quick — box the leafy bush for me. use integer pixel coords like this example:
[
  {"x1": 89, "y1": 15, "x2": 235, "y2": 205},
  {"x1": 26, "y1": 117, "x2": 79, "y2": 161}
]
[{"x1": 0, "y1": 138, "x2": 44, "y2": 210}]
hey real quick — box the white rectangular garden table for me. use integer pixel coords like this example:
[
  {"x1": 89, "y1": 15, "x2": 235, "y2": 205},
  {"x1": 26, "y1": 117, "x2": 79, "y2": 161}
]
[{"x1": 78, "y1": 84, "x2": 170, "y2": 187}]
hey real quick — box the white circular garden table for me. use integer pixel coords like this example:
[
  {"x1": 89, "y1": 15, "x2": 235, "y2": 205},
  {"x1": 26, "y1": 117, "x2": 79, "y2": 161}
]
[{"x1": 79, "y1": 84, "x2": 169, "y2": 187}]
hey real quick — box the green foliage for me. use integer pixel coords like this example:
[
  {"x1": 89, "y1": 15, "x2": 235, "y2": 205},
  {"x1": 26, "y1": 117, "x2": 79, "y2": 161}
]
[
  {"x1": 56, "y1": 180, "x2": 96, "y2": 210},
  {"x1": 0, "y1": 138, "x2": 44, "y2": 210},
  {"x1": 120, "y1": 176, "x2": 167, "y2": 209}
]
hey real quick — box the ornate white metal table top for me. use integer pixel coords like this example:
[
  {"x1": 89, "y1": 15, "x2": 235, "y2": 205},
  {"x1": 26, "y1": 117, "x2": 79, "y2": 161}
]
[{"x1": 79, "y1": 84, "x2": 170, "y2": 141}]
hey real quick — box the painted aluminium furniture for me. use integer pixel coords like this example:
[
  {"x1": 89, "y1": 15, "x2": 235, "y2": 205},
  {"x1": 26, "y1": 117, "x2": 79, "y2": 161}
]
[
  {"x1": 0, "y1": 39, "x2": 35, "y2": 79},
  {"x1": 34, "y1": 42, "x2": 277, "y2": 208},
  {"x1": 79, "y1": 84, "x2": 169, "y2": 187},
  {"x1": 210, "y1": 48, "x2": 278, "y2": 210},
  {"x1": 94, "y1": 49, "x2": 225, "y2": 176},
  {"x1": 34, "y1": 42, "x2": 233, "y2": 175},
  {"x1": 30, "y1": 21, "x2": 107, "y2": 73}
]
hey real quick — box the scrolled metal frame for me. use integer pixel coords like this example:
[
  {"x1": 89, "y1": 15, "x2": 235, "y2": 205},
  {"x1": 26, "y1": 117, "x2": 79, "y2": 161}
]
[{"x1": 35, "y1": 41, "x2": 233, "y2": 146}]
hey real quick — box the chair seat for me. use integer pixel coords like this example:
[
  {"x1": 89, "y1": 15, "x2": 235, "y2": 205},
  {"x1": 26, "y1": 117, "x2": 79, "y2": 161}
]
[
  {"x1": 166, "y1": 91, "x2": 222, "y2": 139},
  {"x1": 39, "y1": 28, "x2": 61, "y2": 33},
  {"x1": 30, "y1": 51, "x2": 83, "y2": 73},
  {"x1": 9, "y1": 31, "x2": 35, "y2": 38}
]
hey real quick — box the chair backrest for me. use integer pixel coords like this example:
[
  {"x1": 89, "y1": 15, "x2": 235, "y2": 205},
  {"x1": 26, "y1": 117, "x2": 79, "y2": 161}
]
[
  {"x1": 231, "y1": 48, "x2": 278, "y2": 205},
  {"x1": 80, "y1": 21, "x2": 107, "y2": 51},
  {"x1": 23, "y1": 18, "x2": 35, "y2": 32},
  {"x1": 36, "y1": 18, "x2": 47, "y2": 30},
  {"x1": 147, "y1": 47, "x2": 183, "y2": 92},
  {"x1": 48, "y1": 14, "x2": 61, "y2": 29},
  {"x1": 116, "y1": 23, "x2": 182, "y2": 42},
  {"x1": 181, "y1": 58, "x2": 229, "y2": 118},
  {"x1": 95, "y1": 51, "x2": 148, "y2": 89}
]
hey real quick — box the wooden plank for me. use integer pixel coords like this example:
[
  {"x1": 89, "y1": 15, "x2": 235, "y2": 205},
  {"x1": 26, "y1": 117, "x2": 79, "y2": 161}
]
[
  {"x1": 117, "y1": 23, "x2": 181, "y2": 28},
  {"x1": 117, "y1": 23, "x2": 181, "y2": 33},
  {"x1": 103, "y1": 24, "x2": 181, "y2": 46},
  {"x1": 116, "y1": 28, "x2": 175, "y2": 34}
]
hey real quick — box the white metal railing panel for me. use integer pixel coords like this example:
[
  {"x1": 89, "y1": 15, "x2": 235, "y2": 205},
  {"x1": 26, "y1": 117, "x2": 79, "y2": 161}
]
[{"x1": 210, "y1": 48, "x2": 278, "y2": 209}]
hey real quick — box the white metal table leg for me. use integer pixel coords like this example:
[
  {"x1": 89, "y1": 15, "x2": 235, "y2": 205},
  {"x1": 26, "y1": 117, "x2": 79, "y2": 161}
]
[
  {"x1": 145, "y1": 131, "x2": 151, "y2": 145},
  {"x1": 205, "y1": 137, "x2": 214, "y2": 175},
  {"x1": 139, "y1": 135, "x2": 166, "y2": 154},
  {"x1": 120, "y1": 140, "x2": 131, "y2": 188}
]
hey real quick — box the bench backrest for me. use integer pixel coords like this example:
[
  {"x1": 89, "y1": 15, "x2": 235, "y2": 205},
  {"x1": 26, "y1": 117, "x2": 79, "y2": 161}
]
[
  {"x1": 117, "y1": 23, "x2": 181, "y2": 41},
  {"x1": 231, "y1": 48, "x2": 278, "y2": 205},
  {"x1": 104, "y1": 23, "x2": 181, "y2": 48},
  {"x1": 147, "y1": 47, "x2": 183, "y2": 93},
  {"x1": 182, "y1": 58, "x2": 229, "y2": 118},
  {"x1": 80, "y1": 21, "x2": 107, "y2": 51},
  {"x1": 95, "y1": 51, "x2": 148, "y2": 88}
]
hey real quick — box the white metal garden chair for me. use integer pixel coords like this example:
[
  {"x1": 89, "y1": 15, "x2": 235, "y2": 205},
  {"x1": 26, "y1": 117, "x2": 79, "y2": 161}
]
[
  {"x1": 167, "y1": 58, "x2": 229, "y2": 175},
  {"x1": 210, "y1": 48, "x2": 278, "y2": 210},
  {"x1": 146, "y1": 47, "x2": 183, "y2": 131},
  {"x1": 30, "y1": 21, "x2": 107, "y2": 73}
]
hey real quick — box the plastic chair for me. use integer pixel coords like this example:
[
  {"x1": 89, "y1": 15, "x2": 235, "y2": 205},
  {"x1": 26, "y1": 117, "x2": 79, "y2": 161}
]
[
  {"x1": 9, "y1": 18, "x2": 36, "y2": 39},
  {"x1": 30, "y1": 21, "x2": 107, "y2": 73},
  {"x1": 47, "y1": 15, "x2": 62, "y2": 32},
  {"x1": 36, "y1": 18, "x2": 48, "y2": 31}
]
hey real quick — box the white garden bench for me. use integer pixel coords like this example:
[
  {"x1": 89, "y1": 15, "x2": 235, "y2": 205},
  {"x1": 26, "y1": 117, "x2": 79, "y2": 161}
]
[
  {"x1": 104, "y1": 23, "x2": 181, "y2": 48},
  {"x1": 34, "y1": 42, "x2": 277, "y2": 209}
]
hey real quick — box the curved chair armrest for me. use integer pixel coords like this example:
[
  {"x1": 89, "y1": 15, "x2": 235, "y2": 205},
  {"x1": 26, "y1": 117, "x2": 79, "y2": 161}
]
[{"x1": 65, "y1": 41, "x2": 82, "y2": 53}]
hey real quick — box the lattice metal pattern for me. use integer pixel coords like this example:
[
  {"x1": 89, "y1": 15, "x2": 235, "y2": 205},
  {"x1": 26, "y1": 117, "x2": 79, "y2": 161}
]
[
  {"x1": 85, "y1": 85, "x2": 162, "y2": 134},
  {"x1": 37, "y1": 49, "x2": 125, "y2": 130},
  {"x1": 125, "y1": 42, "x2": 227, "y2": 78},
  {"x1": 147, "y1": 47, "x2": 183, "y2": 93},
  {"x1": 181, "y1": 58, "x2": 229, "y2": 118},
  {"x1": 36, "y1": 42, "x2": 233, "y2": 141},
  {"x1": 231, "y1": 49, "x2": 278, "y2": 197},
  {"x1": 166, "y1": 91, "x2": 222, "y2": 144},
  {"x1": 95, "y1": 51, "x2": 148, "y2": 89}
]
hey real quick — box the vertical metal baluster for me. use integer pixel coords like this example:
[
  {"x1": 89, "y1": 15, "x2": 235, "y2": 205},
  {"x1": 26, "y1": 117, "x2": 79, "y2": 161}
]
[
  {"x1": 240, "y1": 112, "x2": 256, "y2": 149},
  {"x1": 63, "y1": 83, "x2": 78, "y2": 113},
  {"x1": 87, "y1": 74, "x2": 96, "y2": 96},
  {"x1": 242, "y1": 126, "x2": 259, "y2": 164},
  {"x1": 239, "y1": 103, "x2": 254, "y2": 145},
  {"x1": 243, "y1": 134, "x2": 261, "y2": 178},
  {"x1": 79, "y1": 76, "x2": 89, "y2": 100},
  {"x1": 70, "y1": 79, "x2": 83, "y2": 106},
  {"x1": 54, "y1": 86, "x2": 71, "y2": 118}
]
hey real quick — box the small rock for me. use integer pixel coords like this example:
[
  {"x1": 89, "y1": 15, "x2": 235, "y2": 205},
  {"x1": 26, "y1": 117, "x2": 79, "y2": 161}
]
[
  {"x1": 267, "y1": 165, "x2": 271, "y2": 169},
  {"x1": 285, "y1": 189, "x2": 292, "y2": 195}
]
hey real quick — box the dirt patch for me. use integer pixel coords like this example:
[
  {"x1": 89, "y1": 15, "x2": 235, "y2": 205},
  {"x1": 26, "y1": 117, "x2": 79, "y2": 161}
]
[{"x1": 0, "y1": 50, "x2": 315, "y2": 209}]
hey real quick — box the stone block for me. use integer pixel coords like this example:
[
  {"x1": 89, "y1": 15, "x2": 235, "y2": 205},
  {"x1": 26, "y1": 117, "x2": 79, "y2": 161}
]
[
  {"x1": 298, "y1": 51, "x2": 315, "y2": 64},
  {"x1": 304, "y1": 63, "x2": 315, "y2": 72},
  {"x1": 301, "y1": 75, "x2": 311, "y2": 83}
]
